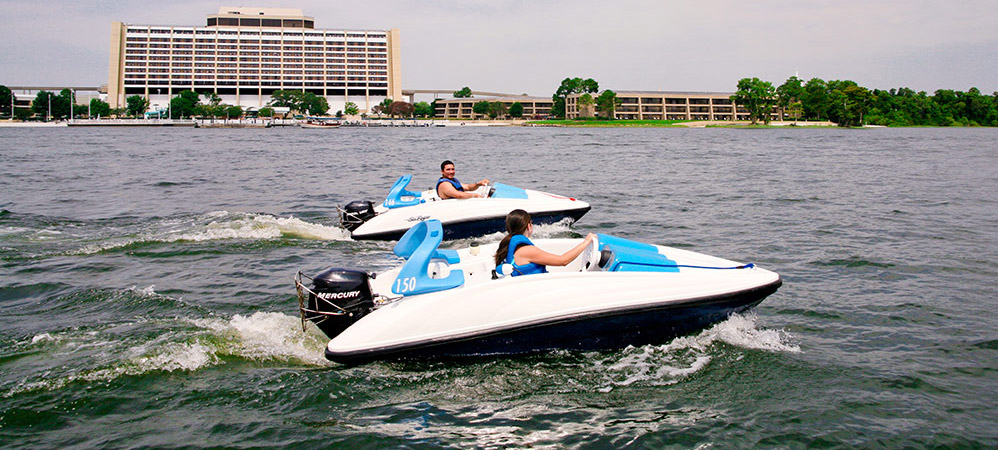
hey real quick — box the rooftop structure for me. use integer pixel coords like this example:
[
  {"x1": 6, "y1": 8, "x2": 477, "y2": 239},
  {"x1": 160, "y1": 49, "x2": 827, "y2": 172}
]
[{"x1": 107, "y1": 7, "x2": 401, "y2": 113}]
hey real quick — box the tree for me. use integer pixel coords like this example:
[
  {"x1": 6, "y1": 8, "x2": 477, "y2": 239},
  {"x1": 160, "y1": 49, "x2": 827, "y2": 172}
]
[
  {"x1": 387, "y1": 100, "x2": 414, "y2": 117},
  {"x1": 202, "y1": 92, "x2": 222, "y2": 107},
  {"x1": 258, "y1": 107, "x2": 274, "y2": 118},
  {"x1": 731, "y1": 77, "x2": 776, "y2": 124},
  {"x1": 578, "y1": 93, "x2": 595, "y2": 118},
  {"x1": 487, "y1": 101, "x2": 508, "y2": 119},
  {"x1": 595, "y1": 91, "x2": 620, "y2": 119},
  {"x1": 302, "y1": 93, "x2": 329, "y2": 115},
  {"x1": 89, "y1": 98, "x2": 111, "y2": 118},
  {"x1": 802, "y1": 78, "x2": 828, "y2": 120},
  {"x1": 825, "y1": 81, "x2": 870, "y2": 127},
  {"x1": 170, "y1": 90, "x2": 201, "y2": 119},
  {"x1": 776, "y1": 76, "x2": 804, "y2": 122},
  {"x1": 550, "y1": 77, "x2": 599, "y2": 118},
  {"x1": 472, "y1": 100, "x2": 490, "y2": 118},
  {"x1": 413, "y1": 101, "x2": 433, "y2": 118},
  {"x1": 126, "y1": 94, "x2": 150, "y2": 117},
  {"x1": 377, "y1": 98, "x2": 394, "y2": 116},
  {"x1": 32, "y1": 90, "x2": 55, "y2": 120},
  {"x1": 269, "y1": 90, "x2": 303, "y2": 111},
  {"x1": 508, "y1": 101, "x2": 524, "y2": 118},
  {"x1": 224, "y1": 105, "x2": 243, "y2": 119},
  {"x1": 13, "y1": 107, "x2": 32, "y2": 121},
  {"x1": 344, "y1": 101, "x2": 359, "y2": 116},
  {"x1": 454, "y1": 87, "x2": 473, "y2": 98},
  {"x1": 0, "y1": 85, "x2": 11, "y2": 116}
]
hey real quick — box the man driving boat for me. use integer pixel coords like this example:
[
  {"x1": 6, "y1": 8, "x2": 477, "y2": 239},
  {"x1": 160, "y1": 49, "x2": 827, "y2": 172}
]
[{"x1": 437, "y1": 160, "x2": 490, "y2": 199}]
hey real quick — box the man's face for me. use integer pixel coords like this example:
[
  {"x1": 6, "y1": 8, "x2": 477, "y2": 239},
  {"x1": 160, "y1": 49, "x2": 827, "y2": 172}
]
[{"x1": 441, "y1": 164, "x2": 456, "y2": 179}]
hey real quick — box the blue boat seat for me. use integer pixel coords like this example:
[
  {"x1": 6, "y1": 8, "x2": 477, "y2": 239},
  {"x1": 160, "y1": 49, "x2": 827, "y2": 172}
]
[
  {"x1": 597, "y1": 234, "x2": 679, "y2": 273},
  {"x1": 391, "y1": 220, "x2": 465, "y2": 295},
  {"x1": 383, "y1": 174, "x2": 423, "y2": 209}
]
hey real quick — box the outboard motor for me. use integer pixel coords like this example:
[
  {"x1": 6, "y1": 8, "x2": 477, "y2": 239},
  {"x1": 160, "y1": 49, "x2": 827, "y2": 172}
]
[
  {"x1": 340, "y1": 200, "x2": 375, "y2": 231},
  {"x1": 296, "y1": 268, "x2": 375, "y2": 339}
]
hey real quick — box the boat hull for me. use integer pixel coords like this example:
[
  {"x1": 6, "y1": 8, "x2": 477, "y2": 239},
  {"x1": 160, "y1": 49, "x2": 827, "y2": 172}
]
[
  {"x1": 351, "y1": 204, "x2": 591, "y2": 241},
  {"x1": 324, "y1": 279, "x2": 780, "y2": 364}
]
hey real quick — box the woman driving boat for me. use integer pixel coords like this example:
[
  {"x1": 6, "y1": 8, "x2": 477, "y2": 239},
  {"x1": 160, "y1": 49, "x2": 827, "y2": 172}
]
[{"x1": 494, "y1": 209, "x2": 596, "y2": 277}]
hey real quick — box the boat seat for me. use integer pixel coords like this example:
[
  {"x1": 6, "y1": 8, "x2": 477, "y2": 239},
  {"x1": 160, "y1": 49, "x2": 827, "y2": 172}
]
[
  {"x1": 391, "y1": 220, "x2": 464, "y2": 295},
  {"x1": 597, "y1": 234, "x2": 679, "y2": 273},
  {"x1": 383, "y1": 174, "x2": 423, "y2": 209}
]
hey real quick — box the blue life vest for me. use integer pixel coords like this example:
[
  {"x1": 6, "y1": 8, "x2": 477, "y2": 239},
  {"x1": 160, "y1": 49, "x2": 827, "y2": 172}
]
[
  {"x1": 505, "y1": 234, "x2": 547, "y2": 277},
  {"x1": 436, "y1": 177, "x2": 463, "y2": 196}
]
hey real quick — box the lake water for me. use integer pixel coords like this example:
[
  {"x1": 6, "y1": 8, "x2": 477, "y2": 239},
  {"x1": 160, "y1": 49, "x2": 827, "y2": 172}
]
[{"x1": 1, "y1": 126, "x2": 995, "y2": 449}]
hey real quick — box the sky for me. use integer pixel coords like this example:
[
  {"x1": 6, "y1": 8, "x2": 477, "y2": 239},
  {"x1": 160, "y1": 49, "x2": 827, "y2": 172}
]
[{"x1": 2, "y1": 0, "x2": 996, "y2": 98}]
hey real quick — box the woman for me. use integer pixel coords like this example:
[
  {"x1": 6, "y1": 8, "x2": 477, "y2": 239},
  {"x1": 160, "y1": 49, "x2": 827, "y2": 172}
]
[{"x1": 494, "y1": 209, "x2": 596, "y2": 277}]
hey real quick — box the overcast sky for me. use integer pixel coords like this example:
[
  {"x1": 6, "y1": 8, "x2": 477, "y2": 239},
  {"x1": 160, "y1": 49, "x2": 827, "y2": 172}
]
[{"x1": 2, "y1": 0, "x2": 996, "y2": 97}]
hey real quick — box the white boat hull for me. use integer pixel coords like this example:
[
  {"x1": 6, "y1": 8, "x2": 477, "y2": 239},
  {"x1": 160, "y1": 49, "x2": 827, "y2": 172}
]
[{"x1": 299, "y1": 232, "x2": 781, "y2": 364}]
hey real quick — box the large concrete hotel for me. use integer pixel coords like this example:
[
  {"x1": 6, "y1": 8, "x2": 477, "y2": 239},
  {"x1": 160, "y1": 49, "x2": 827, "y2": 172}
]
[{"x1": 107, "y1": 7, "x2": 401, "y2": 113}]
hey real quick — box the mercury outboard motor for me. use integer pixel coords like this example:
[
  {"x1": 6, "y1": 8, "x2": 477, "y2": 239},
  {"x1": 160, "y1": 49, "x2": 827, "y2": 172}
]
[
  {"x1": 340, "y1": 200, "x2": 376, "y2": 231},
  {"x1": 296, "y1": 268, "x2": 375, "y2": 339}
]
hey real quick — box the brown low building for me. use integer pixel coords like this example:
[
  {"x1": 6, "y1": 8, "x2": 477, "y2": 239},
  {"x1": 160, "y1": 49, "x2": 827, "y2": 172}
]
[
  {"x1": 434, "y1": 97, "x2": 553, "y2": 119},
  {"x1": 566, "y1": 90, "x2": 753, "y2": 121}
]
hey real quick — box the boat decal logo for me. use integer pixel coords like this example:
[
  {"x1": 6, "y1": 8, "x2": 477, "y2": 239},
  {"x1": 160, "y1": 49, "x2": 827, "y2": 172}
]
[
  {"x1": 407, "y1": 215, "x2": 431, "y2": 222},
  {"x1": 317, "y1": 290, "x2": 361, "y2": 300}
]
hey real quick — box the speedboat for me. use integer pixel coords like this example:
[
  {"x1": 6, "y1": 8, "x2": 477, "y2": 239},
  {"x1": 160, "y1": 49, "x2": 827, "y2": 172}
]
[
  {"x1": 300, "y1": 117, "x2": 341, "y2": 128},
  {"x1": 339, "y1": 174, "x2": 590, "y2": 241},
  {"x1": 295, "y1": 219, "x2": 782, "y2": 364}
]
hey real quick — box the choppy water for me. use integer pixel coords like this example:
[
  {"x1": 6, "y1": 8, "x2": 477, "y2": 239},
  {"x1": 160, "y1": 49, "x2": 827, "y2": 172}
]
[{"x1": 1, "y1": 126, "x2": 995, "y2": 449}]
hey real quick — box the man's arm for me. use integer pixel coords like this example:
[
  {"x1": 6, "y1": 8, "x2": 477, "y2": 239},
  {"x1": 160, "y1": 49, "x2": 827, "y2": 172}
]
[
  {"x1": 438, "y1": 182, "x2": 481, "y2": 199},
  {"x1": 461, "y1": 179, "x2": 490, "y2": 191}
]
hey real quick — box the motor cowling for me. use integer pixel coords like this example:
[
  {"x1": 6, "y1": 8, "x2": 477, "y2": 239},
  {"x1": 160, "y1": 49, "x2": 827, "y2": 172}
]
[
  {"x1": 300, "y1": 268, "x2": 375, "y2": 339},
  {"x1": 340, "y1": 200, "x2": 375, "y2": 231}
]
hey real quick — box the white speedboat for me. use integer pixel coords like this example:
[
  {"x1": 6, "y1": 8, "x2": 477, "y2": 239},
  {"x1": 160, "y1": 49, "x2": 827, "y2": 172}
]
[
  {"x1": 300, "y1": 117, "x2": 341, "y2": 128},
  {"x1": 296, "y1": 220, "x2": 782, "y2": 364},
  {"x1": 339, "y1": 174, "x2": 590, "y2": 240}
]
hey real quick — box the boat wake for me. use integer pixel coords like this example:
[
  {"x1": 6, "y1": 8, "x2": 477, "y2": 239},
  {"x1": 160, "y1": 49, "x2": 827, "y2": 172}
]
[
  {"x1": 446, "y1": 218, "x2": 579, "y2": 247},
  {"x1": 2, "y1": 289, "x2": 330, "y2": 398},
  {"x1": 67, "y1": 211, "x2": 352, "y2": 255},
  {"x1": 598, "y1": 314, "x2": 800, "y2": 390}
]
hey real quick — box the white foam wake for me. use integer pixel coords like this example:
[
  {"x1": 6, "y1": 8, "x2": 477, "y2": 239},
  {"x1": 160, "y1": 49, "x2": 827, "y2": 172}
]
[
  {"x1": 4, "y1": 311, "x2": 329, "y2": 397},
  {"x1": 599, "y1": 314, "x2": 799, "y2": 389},
  {"x1": 71, "y1": 211, "x2": 350, "y2": 254}
]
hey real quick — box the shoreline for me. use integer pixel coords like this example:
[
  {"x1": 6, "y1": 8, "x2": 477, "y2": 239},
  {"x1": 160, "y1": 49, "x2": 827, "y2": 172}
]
[{"x1": 2, "y1": 119, "x2": 988, "y2": 129}]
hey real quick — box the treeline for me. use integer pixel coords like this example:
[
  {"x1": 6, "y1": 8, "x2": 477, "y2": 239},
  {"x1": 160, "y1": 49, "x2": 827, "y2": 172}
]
[
  {"x1": 0, "y1": 86, "x2": 439, "y2": 121},
  {"x1": 734, "y1": 76, "x2": 998, "y2": 127}
]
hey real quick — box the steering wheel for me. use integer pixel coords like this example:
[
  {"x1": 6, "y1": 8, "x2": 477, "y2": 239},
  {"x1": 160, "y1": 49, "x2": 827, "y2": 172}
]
[{"x1": 578, "y1": 235, "x2": 600, "y2": 271}]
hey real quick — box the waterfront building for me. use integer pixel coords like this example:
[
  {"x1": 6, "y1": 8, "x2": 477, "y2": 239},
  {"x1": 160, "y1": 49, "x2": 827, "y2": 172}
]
[
  {"x1": 566, "y1": 91, "x2": 752, "y2": 121},
  {"x1": 107, "y1": 7, "x2": 401, "y2": 114},
  {"x1": 433, "y1": 97, "x2": 553, "y2": 119}
]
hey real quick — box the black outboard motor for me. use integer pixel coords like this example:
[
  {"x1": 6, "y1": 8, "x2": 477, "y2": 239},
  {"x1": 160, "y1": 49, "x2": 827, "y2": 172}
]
[
  {"x1": 340, "y1": 200, "x2": 376, "y2": 231},
  {"x1": 296, "y1": 268, "x2": 375, "y2": 339}
]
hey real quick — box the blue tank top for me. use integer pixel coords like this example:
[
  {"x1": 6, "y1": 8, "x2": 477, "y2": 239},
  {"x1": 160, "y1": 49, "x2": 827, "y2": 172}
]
[
  {"x1": 505, "y1": 234, "x2": 547, "y2": 277},
  {"x1": 436, "y1": 177, "x2": 463, "y2": 196}
]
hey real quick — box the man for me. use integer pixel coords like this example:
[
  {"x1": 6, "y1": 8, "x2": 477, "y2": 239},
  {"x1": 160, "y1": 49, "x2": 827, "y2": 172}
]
[{"x1": 437, "y1": 160, "x2": 490, "y2": 199}]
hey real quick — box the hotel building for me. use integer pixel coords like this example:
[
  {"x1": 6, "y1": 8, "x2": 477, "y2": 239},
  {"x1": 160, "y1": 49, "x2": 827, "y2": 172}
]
[
  {"x1": 107, "y1": 7, "x2": 401, "y2": 113},
  {"x1": 566, "y1": 91, "x2": 752, "y2": 121},
  {"x1": 433, "y1": 97, "x2": 553, "y2": 119}
]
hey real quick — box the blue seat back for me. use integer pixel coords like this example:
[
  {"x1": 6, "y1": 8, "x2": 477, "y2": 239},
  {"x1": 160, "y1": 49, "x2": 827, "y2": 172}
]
[
  {"x1": 392, "y1": 220, "x2": 465, "y2": 295},
  {"x1": 489, "y1": 182, "x2": 529, "y2": 199},
  {"x1": 383, "y1": 174, "x2": 422, "y2": 209},
  {"x1": 597, "y1": 234, "x2": 679, "y2": 272}
]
